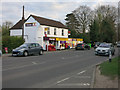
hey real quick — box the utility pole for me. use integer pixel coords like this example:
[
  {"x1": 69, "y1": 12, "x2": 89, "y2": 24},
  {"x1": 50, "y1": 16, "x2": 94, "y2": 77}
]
[{"x1": 22, "y1": 5, "x2": 24, "y2": 39}]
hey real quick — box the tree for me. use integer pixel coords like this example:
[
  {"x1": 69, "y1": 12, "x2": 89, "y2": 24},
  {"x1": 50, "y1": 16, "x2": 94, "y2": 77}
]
[
  {"x1": 73, "y1": 5, "x2": 93, "y2": 33},
  {"x1": 89, "y1": 18, "x2": 100, "y2": 42},
  {"x1": 65, "y1": 13, "x2": 80, "y2": 38},
  {"x1": 2, "y1": 21, "x2": 13, "y2": 36},
  {"x1": 89, "y1": 5, "x2": 117, "y2": 43}
]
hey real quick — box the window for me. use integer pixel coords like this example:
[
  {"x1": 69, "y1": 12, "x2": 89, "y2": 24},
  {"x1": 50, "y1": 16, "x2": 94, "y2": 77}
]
[
  {"x1": 47, "y1": 28, "x2": 50, "y2": 35},
  {"x1": 62, "y1": 29, "x2": 64, "y2": 36},
  {"x1": 54, "y1": 28, "x2": 56, "y2": 35},
  {"x1": 35, "y1": 43, "x2": 40, "y2": 47}
]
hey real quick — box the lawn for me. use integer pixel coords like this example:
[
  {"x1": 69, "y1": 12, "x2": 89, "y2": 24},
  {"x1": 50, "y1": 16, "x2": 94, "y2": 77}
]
[{"x1": 100, "y1": 56, "x2": 119, "y2": 79}]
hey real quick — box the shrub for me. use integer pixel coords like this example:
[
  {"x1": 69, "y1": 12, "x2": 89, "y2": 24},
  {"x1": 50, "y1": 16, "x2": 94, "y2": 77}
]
[{"x1": 2, "y1": 36, "x2": 25, "y2": 53}]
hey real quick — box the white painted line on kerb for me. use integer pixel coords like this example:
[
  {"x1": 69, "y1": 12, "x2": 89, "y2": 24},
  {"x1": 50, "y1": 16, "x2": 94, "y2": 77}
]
[
  {"x1": 77, "y1": 70, "x2": 86, "y2": 75},
  {"x1": 57, "y1": 77, "x2": 70, "y2": 84},
  {"x1": 58, "y1": 83, "x2": 90, "y2": 86}
]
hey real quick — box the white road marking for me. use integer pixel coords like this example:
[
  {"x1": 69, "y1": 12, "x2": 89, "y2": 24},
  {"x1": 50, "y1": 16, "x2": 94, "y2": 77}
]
[
  {"x1": 77, "y1": 70, "x2": 86, "y2": 75},
  {"x1": 57, "y1": 83, "x2": 90, "y2": 86},
  {"x1": 2, "y1": 62, "x2": 46, "y2": 71},
  {"x1": 32, "y1": 62, "x2": 37, "y2": 64},
  {"x1": 57, "y1": 77, "x2": 70, "y2": 84}
]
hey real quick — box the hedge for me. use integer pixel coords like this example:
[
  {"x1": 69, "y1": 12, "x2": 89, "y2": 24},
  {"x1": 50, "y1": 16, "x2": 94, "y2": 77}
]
[{"x1": 2, "y1": 36, "x2": 25, "y2": 53}]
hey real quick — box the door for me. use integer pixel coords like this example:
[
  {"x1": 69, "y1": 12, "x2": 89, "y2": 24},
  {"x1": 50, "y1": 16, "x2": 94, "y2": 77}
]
[{"x1": 29, "y1": 43, "x2": 37, "y2": 54}]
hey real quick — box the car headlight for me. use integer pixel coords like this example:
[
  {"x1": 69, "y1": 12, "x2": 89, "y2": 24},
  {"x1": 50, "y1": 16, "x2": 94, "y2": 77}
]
[
  {"x1": 105, "y1": 49, "x2": 109, "y2": 52},
  {"x1": 18, "y1": 48, "x2": 25, "y2": 51}
]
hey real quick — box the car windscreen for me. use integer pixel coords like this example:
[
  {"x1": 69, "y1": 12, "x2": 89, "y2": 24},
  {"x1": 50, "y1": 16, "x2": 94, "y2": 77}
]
[
  {"x1": 19, "y1": 44, "x2": 28, "y2": 48},
  {"x1": 99, "y1": 44, "x2": 110, "y2": 48}
]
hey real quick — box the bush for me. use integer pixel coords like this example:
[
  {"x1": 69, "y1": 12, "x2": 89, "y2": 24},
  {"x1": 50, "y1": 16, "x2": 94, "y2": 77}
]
[{"x1": 2, "y1": 36, "x2": 25, "y2": 53}]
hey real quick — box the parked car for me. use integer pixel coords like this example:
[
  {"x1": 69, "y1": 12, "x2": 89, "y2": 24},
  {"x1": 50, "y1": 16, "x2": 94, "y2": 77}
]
[
  {"x1": 117, "y1": 42, "x2": 120, "y2": 47},
  {"x1": 95, "y1": 43, "x2": 115, "y2": 56},
  {"x1": 94, "y1": 42, "x2": 101, "y2": 49},
  {"x1": 12, "y1": 43, "x2": 43, "y2": 56},
  {"x1": 75, "y1": 43, "x2": 90, "y2": 50}
]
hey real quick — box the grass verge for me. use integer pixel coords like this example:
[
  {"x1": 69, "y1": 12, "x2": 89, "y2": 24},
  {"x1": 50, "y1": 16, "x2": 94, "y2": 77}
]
[{"x1": 100, "y1": 56, "x2": 119, "y2": 79}]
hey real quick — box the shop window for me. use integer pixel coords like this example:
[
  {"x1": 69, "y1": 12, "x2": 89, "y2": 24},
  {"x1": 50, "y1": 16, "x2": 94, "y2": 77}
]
[
  {"x1": 62, "y1": 29, "x2": 64, "y2": 36},
  {"x1": 47, "y1": 28, "x2": 50, "y2": 35},
  {"x1": 54, "y1": 28, "x2": 56, "y2": 35}
]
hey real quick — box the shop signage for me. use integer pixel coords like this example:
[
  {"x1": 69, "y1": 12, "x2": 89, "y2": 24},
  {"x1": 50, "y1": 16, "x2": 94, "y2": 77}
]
[
  {"x1": 44, "y1": 37, "x2": 49, "y2": 40},
  {"x1": 72, "y1": 39, "x2": 76, "y2": 41},
  {"x1": 68, "y1": 31, "x2": 71, "y2": 35},
  {"x1": 25, "y1": 22, "x2": 36, "y2": 27},
  {"x1": 77, "y1": 39, "x2": 83, "y2": 41},
  {"x1": 49, "y1": 38, "x2": 56, "y2": 41},
  {"x1": 56, "y1": 38, "x2": 68, "y2": 41}
]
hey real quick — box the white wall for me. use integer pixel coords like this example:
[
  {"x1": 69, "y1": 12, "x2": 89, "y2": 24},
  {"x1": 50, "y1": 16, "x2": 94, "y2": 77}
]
[
  {"x1": 41, "y1": 25, "x2": 68, "y2": 38},
  {"x1": 10, "y1": 29, "x2": 22, "y2": 36},
  {"x1": 24, "y1": 16, "x2": 43, "y2": 46}
]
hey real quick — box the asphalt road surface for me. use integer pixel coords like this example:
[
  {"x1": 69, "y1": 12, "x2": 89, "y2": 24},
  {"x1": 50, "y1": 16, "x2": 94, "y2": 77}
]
[{"x1": 2, "y1": 48, "x2": 119, "y2": 88}]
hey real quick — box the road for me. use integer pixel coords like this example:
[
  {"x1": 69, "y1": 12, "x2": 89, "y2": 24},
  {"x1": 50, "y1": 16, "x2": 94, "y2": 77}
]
[{"x1": 2, "y1": 48, "x2": 118, "y2": 88}]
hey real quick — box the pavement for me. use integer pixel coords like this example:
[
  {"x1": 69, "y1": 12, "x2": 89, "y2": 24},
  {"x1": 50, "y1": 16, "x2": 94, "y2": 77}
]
[{"x1": 2, "y1": 48, "x2": 119, "y2": 88}]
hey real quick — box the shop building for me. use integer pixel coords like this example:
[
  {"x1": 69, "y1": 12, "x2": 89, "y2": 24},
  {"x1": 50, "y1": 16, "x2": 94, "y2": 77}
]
[
  {"x1": 10, "y1": 15, "x2": 69, "y2": 50},
  {"x1": 10, "y1": 14, "x2": 83, "y2": 50}
]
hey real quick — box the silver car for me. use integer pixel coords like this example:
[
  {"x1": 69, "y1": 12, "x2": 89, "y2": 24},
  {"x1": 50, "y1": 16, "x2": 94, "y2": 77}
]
[
  {"x1": 12, "y1": 43, "x2": 43, "y2": 56},
  {"x1": 117, "y1": 42, "x2": 120, "y2": 47},
  {"x1": 95, "y1": 43, "x2": 115, "y2": 56}
]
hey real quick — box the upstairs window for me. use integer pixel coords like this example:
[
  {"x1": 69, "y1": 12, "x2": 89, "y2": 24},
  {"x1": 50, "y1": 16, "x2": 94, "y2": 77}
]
[
  {"x1": 47, "y1": 27, "x2": 50, "y2": 35},
  {"x1": 62, "y1": 29, "x2": 64, "y2": 36},
  {"x1": 54, "y1": 28, "x2": 56, "y2": 35}
]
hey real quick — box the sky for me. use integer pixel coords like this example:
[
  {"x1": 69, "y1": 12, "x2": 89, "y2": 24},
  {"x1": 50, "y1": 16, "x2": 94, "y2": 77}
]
[{"x1": 0, "y1": 0, "x2": 120, "y2": 26}]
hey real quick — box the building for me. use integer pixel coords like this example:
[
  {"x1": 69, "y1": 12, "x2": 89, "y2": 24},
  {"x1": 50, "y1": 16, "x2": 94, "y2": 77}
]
[{"x1": 10, "y1": 14, "x2": 83, "y2": 50}]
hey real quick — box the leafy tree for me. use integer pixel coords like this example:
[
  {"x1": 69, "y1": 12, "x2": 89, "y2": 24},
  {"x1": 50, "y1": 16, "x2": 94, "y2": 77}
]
[
  {"x1": 2, "y1": 36, "x2": 25, "y2": 53},
  {"x1": 65, "y1": 13, "x2": 80, "y2": 38},
  {"x1": 89, "y1": 19, "x2": 99, "y2": 42},
  {"x1": 2, "y1": 21, "x2": 25, "y2": 53}
]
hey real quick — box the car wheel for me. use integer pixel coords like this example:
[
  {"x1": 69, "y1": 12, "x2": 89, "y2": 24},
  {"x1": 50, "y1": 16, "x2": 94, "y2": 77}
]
[
  {"x1": 39, "y1": 50, "x2": 43, "y2": 55},
  {"x1": 23, "y1": 51, "x2": 28, "y2": 57}
]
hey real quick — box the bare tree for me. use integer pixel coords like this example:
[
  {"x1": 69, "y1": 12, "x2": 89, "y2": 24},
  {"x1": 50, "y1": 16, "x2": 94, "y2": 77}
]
[
  {"x1": 2, "y1": 21, "x2": 13, "y2": 29},
  {"x1": 73, "y1": 5, "x2": 93, "y2": 33}
]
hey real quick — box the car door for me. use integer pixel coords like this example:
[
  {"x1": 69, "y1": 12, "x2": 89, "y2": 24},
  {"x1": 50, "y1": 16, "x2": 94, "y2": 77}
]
[
  {"x1": 29, "y1": 43, "x2": 36, "y2": 54},
  {"x1": 35, "y1": 43, "x2": 41, "y2": 54}
]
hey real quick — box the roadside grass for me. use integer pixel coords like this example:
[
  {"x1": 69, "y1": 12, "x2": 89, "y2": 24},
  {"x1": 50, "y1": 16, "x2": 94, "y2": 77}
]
[{"x1": 100, "y1": 56, "x2": 119, "y2": 79}]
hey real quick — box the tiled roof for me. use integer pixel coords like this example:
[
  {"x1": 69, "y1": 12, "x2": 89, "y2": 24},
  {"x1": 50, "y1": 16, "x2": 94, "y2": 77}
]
[
  {"x1": 10, "y1": 15, "x2": 68, "y2": 30},
  {"x1": 31, "y1": 15, "x2": 68, "y2": 29},
  {"x1": 10, "y1": 19, "x2": 26, "y2": 30}
]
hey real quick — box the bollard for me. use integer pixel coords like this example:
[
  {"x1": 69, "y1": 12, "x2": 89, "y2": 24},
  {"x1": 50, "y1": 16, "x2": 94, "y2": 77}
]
[{"x1": 109, "y1": 50, "x2": 112, "y2": 62}]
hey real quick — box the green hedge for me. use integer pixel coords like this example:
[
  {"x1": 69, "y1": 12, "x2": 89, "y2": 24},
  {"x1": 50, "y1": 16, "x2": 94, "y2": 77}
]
[{"x1": 2, "y1": 36, "x2": 25, "y2": 53}]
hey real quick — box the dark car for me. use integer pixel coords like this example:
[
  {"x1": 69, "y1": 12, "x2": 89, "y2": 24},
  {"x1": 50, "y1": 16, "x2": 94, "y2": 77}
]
[
  {"x1": 12, "y1": 43, "x2": 43, "y2": 56},
  {"x1": 75, "y1": 43, "x2": 90, "y2": 50}
]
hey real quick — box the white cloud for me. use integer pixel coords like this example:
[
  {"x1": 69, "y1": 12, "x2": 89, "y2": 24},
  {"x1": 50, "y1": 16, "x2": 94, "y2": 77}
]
[{"x1": 0, "y1": 1, "x2": 119, "y2": 26}]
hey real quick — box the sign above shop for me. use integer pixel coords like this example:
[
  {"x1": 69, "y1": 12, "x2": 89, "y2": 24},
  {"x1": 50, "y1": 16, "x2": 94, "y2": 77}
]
[
  {"x1": 25, "y1": 22, "x2": 36, "y2": 27},
  {"x1": 49, "y1": 38, "x2": 56, "y2": 41}
]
